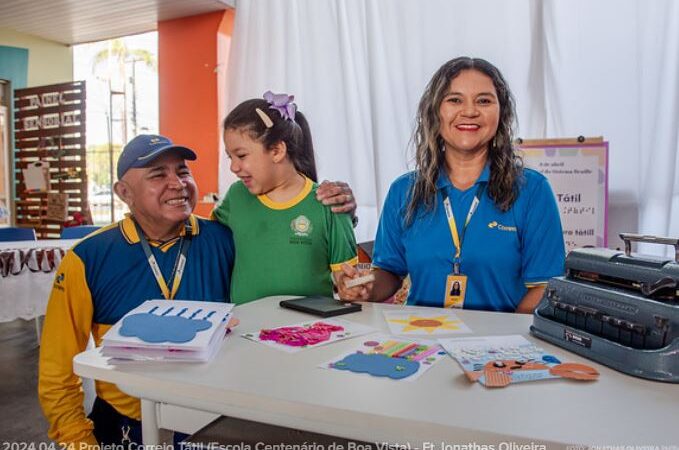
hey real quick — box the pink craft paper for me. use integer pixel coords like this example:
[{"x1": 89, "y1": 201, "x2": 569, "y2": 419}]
[{"x1": 259, "y1": 322, "x2": 344, "y2": 347}]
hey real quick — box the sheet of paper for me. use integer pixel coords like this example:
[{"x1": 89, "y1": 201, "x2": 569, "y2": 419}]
[
  {"x1": 320, "y1": 333, "x2": 447, "y2": 382},
  {"x1": 103, "y1": 330, "x2": 227, "y2": 363},
  {"x1": 383, "y1": 309, "x2": 471, "y2": 335},
  {"x1": 22, "y1": 161, "x2": 49, "y2": 192},
  {"x1": 241, "y1": 318, "x2": 374, "y2": 353},
  {"x1": 438, "y1": 335, "x2": 563, "y2": 387}
]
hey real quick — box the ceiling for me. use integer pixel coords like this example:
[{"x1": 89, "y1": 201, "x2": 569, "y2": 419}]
[{"x1": 0, "y1": 0, "x2": 235, "y2": 46}]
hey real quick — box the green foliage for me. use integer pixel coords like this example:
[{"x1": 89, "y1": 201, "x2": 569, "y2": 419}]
[
  {"x1": 86, "y1": 143, "x2": 122, "y2": 187},
  {"x1": 92, "y1": 39, "x2": 156, "y2": 75}
]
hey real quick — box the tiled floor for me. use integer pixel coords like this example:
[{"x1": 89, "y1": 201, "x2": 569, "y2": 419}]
[{"x1": 0, "y1": 319, "x2": 175, "y2": 444}]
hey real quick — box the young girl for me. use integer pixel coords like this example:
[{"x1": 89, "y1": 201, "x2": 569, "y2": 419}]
[{"x1": 213, "y1": 91, "x2": 358, "y2": 304}]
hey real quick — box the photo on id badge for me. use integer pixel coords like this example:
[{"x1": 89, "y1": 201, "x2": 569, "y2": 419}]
[{"x1": 445, "y1": 275, "x2": 467, "y2": 308}]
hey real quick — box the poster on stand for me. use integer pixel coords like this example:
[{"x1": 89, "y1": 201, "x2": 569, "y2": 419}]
[{"x1": 519, "y1": 138, "x2": 608, "y2": 251}]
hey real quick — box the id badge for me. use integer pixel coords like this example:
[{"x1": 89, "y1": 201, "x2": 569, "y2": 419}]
[{"x1": 444, "y1": 274, "x2": 467, "y2": 308}]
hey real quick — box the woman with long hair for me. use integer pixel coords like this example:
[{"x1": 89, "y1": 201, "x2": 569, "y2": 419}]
[{"x1": 337, "y1": 57, "x2": 565, "y2": 313}]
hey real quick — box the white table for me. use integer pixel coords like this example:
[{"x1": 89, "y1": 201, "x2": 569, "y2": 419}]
[
  {"x1": 74, "y1": 297, "x2": 679, "y2": 447},
  {"x1": 0, "y1": 239, "x2": 77, "y2": 323}
]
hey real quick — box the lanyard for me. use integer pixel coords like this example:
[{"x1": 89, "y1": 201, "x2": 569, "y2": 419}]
[
  {"x1": 134, "y1": 220, "x2": 193, "y2": 300},
  {"x1": 443, "y1": 183, "x2": 486, "y2": 273}
]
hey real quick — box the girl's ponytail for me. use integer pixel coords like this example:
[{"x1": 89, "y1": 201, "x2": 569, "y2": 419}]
[{"x1": 291, "y1": 111, "x2": 317, "y2": 182}]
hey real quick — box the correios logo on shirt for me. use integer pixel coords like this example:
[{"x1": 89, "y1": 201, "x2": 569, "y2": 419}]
[
  {"x1": 488, "y1": 221, "x2": 517, "y2": 232},
  {"x1": 53, "y1": 272, "x2": 65, "y2": 291},
  {"x1": 291, "y1": 215, "x2": 313, "y2": 236}
]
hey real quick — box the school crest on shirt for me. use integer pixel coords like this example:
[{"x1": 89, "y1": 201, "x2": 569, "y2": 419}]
[{"x1": 290, "y1": 215, "x2": 313, "y2": 236}]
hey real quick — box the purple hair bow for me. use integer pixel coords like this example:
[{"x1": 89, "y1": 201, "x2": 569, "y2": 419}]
[{"x1": 263, "y1": 90, "x2": 296, "y2": 121}]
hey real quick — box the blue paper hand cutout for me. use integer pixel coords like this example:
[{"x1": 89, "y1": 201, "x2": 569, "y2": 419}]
[
  {"x1": 120, "y1": 312, "x2": 213, "y2": 343},
  {"x1": 332, "y1": 353, "x2": 420, "y2": 379}
]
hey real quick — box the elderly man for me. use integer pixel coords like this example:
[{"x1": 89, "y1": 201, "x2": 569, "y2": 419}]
[
  {"x1": 38, "y1": 134, "x2": 357, "y2": 448},
  {"x1": 38, "y1": 135, "x2": 236, "y2": 447}
]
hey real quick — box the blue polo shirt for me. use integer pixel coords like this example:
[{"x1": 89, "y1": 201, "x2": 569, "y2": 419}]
[
  {"x1": 372, "y1": 165, "x2": 565, "y2": 311},
  {"x1": 39, "y1": 214, "x2": 235, "y2": 444},
  {"x1": 73, "y1": 215, "x2": 235, "y2": 324}
]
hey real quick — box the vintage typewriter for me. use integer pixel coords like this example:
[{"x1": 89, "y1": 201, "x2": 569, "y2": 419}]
[{"x1": 531, "y1": 233, "x2": 679, "y2": 382}]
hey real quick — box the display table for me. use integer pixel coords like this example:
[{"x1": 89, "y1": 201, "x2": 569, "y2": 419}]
[
  {"x1": 74, "y1": 297, "x2": 679, "y2": 447},
  {"x1": 0, "y1": 239, "x2": 77, "y2": 323}
]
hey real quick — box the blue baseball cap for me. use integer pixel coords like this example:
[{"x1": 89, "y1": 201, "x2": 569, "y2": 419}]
[{"x1": 117, "y1": 134, "x2": 197, "y2": 180}]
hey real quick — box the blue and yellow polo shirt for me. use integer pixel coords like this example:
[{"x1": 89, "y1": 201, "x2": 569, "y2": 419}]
[
  {"x1": 38, "y1": 215, "x2": 234, "y2": 447},
  {"x1": 373, "y1": 165, "x2": 565, "y2": 311}
]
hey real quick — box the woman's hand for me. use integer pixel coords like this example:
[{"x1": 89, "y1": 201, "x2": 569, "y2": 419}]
[{"x1": 334, "y1": 263, "x2": 372, "y2": 302}]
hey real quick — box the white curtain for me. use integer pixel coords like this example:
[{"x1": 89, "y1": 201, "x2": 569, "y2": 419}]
[{"x1": 222, "y1": 0, "x2": 679, "y2": 255}]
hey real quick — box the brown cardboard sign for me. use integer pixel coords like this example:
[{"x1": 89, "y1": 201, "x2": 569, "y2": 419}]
[{"x1": 46, "y1": 193, "x2": 69, "y2": 221}]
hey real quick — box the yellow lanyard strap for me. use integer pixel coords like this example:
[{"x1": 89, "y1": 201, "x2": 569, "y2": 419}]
[
  {"x1": 135, "y1": 220, "x2": 192, "y2": 300},
  {"x1": 443, "y1": 184, "x2": 486, "y2": 260}
]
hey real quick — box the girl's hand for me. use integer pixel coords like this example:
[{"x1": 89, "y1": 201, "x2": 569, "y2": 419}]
[{"x1": 334, "y1": 263, "x2": 372, "y2": 302}]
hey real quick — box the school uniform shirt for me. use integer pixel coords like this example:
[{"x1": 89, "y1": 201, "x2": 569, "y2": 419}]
[
  {"x1": 213, "y1": 176, "x2": 357, "y2": 304},
  {"x1": 38, "y1": 214, "x2": 234, "y2": 446},
  {"x1": 372, "y1": 165, "x2": 565, "y2": 311}
]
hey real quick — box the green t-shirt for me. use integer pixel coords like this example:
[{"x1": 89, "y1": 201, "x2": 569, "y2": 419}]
[{"x1": 213, "y1": 177, "x2": 357, "y2": 304}]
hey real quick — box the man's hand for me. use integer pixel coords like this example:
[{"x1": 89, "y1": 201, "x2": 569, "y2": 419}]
[{"x1": 316, "y1": 180, "x2": 357, "y2": 216}]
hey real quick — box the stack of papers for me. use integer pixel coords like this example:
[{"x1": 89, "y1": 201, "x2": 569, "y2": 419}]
[{"x1": 101, "y1": 300, "x2": 234, "y2": 363}]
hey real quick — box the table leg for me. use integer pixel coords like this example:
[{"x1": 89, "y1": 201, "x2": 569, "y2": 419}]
[
  {"x1": 35, "y1": 315, "x2": 42, "y2": 345},
  {"x1": 141, "y1": 399, "x2": 160, "y2": 445}
]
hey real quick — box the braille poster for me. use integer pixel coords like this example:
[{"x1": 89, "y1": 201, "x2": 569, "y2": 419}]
[{"x1": 520, "y1": 138, "x2": 608, "y2": 251}]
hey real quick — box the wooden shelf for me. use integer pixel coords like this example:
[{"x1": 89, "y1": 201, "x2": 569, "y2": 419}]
[{"x1": 13, "y1": 81, "x2": 89, "y2": 238}]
